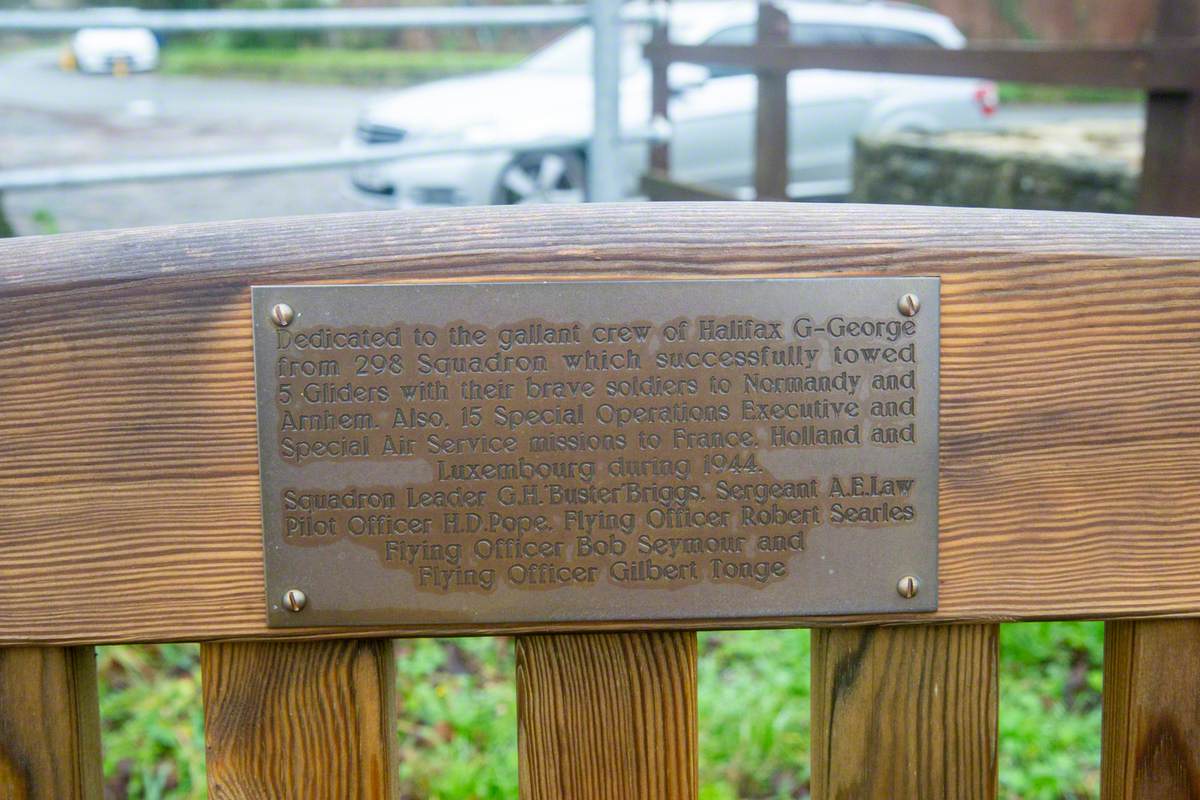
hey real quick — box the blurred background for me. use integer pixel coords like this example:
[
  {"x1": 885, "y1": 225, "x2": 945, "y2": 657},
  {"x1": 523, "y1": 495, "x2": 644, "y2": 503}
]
[
  {"x1": 0, "y1": 0, "x2": 1148, "y2": 796},
  {"x1": 0, "y1": 0, "x2": 1146, "y2": 235}
]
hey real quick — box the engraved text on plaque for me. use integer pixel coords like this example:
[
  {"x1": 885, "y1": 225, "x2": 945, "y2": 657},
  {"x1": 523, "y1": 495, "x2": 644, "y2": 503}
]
[{"x1": 252, "y1": 279, "x2": 939, "y2": 626}]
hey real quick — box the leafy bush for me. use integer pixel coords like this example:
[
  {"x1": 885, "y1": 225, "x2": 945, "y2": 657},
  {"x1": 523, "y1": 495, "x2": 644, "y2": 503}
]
[{"x1": 201, "y1": 0, "x2": 328, "y2": 51}]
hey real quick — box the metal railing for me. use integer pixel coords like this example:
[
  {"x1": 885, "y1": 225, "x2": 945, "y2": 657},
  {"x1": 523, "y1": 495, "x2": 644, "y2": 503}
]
[
  {"x1": 0, "y1": 1, "x2": 657, "y2": 202},
  {"x1": 0, "y1": 129, "x2": 668, "y2": 192},
  {"x1": 0, "y1": 5, "x2": 593, "y2": 32}
]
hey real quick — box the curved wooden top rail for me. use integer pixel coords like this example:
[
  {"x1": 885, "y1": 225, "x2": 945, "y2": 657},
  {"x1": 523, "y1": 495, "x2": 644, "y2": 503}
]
[{"x1": 2, "y1": 203, "x2": 1199, "y2": 645}]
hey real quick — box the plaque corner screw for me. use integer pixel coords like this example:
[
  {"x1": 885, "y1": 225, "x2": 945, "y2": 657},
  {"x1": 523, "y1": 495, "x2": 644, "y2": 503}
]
[
  {"x1": 897, "y1": 575, "x2": 920, "y2": 599},
  {"x1": 282, "y1": 588, "x2": 307, "y2": 612},
  {"x1": 270, "y1": 302, "x2": 295, "y2": 327},
  {"x1": 898, "y1": 293, "x2": 920, "y2": 317}
]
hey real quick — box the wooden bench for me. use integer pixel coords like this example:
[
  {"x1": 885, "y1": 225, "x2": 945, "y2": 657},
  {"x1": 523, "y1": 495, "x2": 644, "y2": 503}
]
[{"x1": 1, "y1": 202, "x2": 1198, "y2": 798}]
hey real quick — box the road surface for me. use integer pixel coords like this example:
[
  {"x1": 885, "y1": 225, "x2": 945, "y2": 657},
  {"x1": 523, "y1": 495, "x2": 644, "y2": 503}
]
[{"x1": 0, "y1": 47, "x2": 380, "y2": 234}]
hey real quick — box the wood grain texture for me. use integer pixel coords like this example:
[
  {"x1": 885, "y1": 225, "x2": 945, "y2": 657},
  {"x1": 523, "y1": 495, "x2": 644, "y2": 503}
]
[
  {"x1": 811, "y1": 624, "x2": 998, "y2": 800},
  {"x1": 0, "y1": 647, "x2": 102, "y2": 799},
  {"x1": 517, "y1": 632, "x2": 697, "y2": 800},
  {"x1": 201, "y1": 638, "x2": 398, "y2": 800},
  {"x1": 1101, "y1": 620, "x2": 1200, "y2": 800},
  {"x1": 1, "y1": 203, "x2": 1200, "y2": 644}
]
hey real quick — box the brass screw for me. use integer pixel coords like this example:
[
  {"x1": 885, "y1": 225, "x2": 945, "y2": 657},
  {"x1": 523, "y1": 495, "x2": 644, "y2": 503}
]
[
  {"x1": 270, "y1": 302, "x2": 295, "y2": 327},
  {"x1": 282, "y1": 588, "x2": 307, "y2": 612},
  {"x1": 898, "y1": 293, "x2": 920, "y2": 317},
  {"x1": 897, "y1": 576, "x2": 920, "y2": 599}
]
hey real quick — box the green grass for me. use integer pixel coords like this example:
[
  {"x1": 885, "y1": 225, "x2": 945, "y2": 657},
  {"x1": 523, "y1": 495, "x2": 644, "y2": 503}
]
[
  {"x1": 97, "y1": 622, "x2": 1103, "y2": 798},
  {"x1": 999, "y1": 622, "x2": 1104, "y2": 800},
  {"x1": 998, "y1": 82, "x2": 1142, "y2": 105},
  {"x1": 392, "y1": 638, "x2": 518, "y2": 798},
  {"x1": 97, "y1": 645, "x2": 206, "y2": 799},
  {"x1": 159, "y1": 44, "x2": 525, "y2": 86},
  {"x1": 698, "y1": 630, "x2": 812, "y2": 800}
]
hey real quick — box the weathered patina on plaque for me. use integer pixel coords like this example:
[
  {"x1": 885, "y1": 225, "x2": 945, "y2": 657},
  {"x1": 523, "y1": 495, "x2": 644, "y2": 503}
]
[{"x1": 252, "y1": 279, "x2": 939, "y2": 627}]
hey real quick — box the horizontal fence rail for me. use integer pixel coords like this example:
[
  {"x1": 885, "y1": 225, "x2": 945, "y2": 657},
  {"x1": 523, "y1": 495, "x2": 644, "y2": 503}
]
[
  {"x1": 643, "y1": 40, "x2": 1200, "y2": 91},
  {"x1": 2, "y1": 202, "x2": 1199, "y2": 643}
]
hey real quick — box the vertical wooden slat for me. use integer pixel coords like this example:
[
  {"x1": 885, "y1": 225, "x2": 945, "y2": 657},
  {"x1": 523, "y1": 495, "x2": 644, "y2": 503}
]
[
  {"x1": 811, "y1": 624, "x2": 998, "y2": 800},
  {"x1": 1140, "y1": 0, "x2": 1200, "y2": 216},
  {"x1": 753, "y1": 1, "x2": 790, "y2": 200},
  {"x1": 201, "y1": 638, "x2": 398, "y2": 800},
  {"x1": 1101, "y1": 620, "x2": 1200, "y2": 799},
  {"x1": 0, "y1": 646, "x2": 102, "y2": 800},
  {"x1": 517, "y1": 631, "x2": 697, "y2": 800},
  {"x1": 648, "y1": 0, "x2": 671, "y2": 173}
]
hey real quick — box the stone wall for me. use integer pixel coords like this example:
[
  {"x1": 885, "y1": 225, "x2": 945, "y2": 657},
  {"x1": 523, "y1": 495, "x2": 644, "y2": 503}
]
[{"x1": 850, "y1": 121, "x2": 1141, "y2": 213}]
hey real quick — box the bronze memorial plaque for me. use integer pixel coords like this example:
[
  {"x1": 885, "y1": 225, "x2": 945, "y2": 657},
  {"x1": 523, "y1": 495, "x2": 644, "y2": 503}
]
[{"x1": 252, "y1": 279, "x2": 939, "y2": 627}]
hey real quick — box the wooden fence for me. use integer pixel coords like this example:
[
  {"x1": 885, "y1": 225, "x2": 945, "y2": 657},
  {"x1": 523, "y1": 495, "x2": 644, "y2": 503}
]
[
  {"x1": 1, "y1": 201, "x2": 1199, "y2": 798},
  {"x1": 644, "y1": 0, "x2": 1200, "y2": 216}
]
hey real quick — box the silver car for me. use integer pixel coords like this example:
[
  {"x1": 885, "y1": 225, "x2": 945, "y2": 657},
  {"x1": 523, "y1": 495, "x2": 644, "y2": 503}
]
[{"x1": 349, "y1": 0, "x2": 996, "y2": 206}]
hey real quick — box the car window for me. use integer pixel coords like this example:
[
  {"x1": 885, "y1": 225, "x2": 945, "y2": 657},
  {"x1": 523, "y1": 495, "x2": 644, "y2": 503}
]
[
  {"x1": 705, "y1": 24, "x2": 755, "y2": 46},
  {"x1": 864, "y1": 28, "x2": 940, "y2": 46},
  {"x1": 702, "y1": 22, "x2": 870, "y2": 77},
  {"x1": 702, "y1": 24, "x2": 755, "y2": 78},
  {"x1": 790, "y1": 24, "x2": 869, "y2": 45},
  {"x1": 700, "y1": 20, "x2": 941, "y2": 79}
]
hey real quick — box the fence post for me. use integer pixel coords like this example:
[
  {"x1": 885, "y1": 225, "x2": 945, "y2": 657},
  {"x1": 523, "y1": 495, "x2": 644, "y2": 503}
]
[
  {"x1": 753, "y1": 2, "x2": 789, "y2": 200},
  {"x1": 1101, "y1": 0, "x2": 1200, "y2": 793},
  {"x1": 517, "y1": 631, "x2": 697, "y2": 799},
  {"x1": 811, "y1": 625, "x2": 999, "y2": 799},
  {"x1": 1139, "y1": 0, "x2": 1200, "y2": 216},
  {"x1": 201, "y1": 639, "x2": 399, "y2": 799},
  {"x1": 648, "y1": 0, "x2": 670, "y2": 173},
  {"x1": 0, "y1": 647, "x2": 103, "y2": 799},
  {"x1": 588, "y1": 0, "x2": 623, "y2": 202}
]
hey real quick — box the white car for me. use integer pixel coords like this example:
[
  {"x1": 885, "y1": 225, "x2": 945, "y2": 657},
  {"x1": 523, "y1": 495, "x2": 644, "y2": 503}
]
[
  {"x1": 69, "y1": 27, "x2": 159, "y2": 74},
  {"x1": 350, "y1": 0, "x2": 996, "y2": 206}
]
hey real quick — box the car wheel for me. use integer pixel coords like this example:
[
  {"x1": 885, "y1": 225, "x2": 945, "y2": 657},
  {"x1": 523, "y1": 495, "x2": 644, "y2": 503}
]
[{"x1": 496, "y1": 150, "x2": 587, "y2": 205}]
